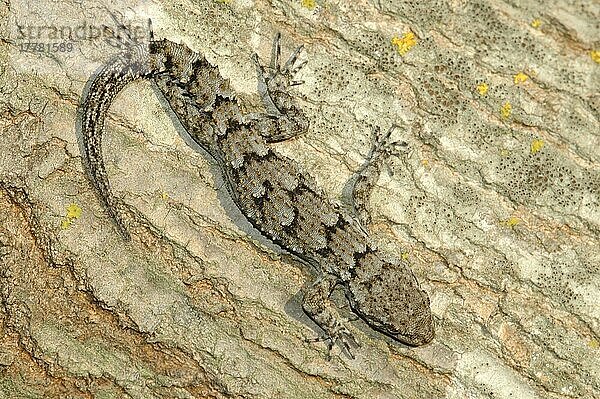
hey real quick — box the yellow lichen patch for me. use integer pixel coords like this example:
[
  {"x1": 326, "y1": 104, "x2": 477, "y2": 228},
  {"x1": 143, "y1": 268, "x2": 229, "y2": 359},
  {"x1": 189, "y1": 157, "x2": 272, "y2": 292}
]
[
  {"x1": 589, "y1": 340, "x2": 599, "y2": 349},
  {"x1": 391, "y1": 32, "x2": 417, "y2": 55},
  {"x1": 530, "y1": 139, "x2": 544, "y2": 154},
  {"x1": 500, "y1": 148, "x2": 510, "y2": 157},
  {"x1": 421, "y1": 159, "x2": 429, "y2": 167},
  {"x1": 513, "y1": 72, "x2": 528, "y2": 85},
  {"x1": 66, "y1": 203, "x2": 82, "y2": 219},
  {"x1": 590, "y1": 50, "x2": 600, "y2": 64},
  {"x1": 401, "y1": 252, "x2": 409, "y2": 260},
  {"x1": 476, "y1": 82, "x2": 488, "y2": 96},
  {"x1": 61, "y1": 203, "x2": 82, "y2": 230},
  {"x1": 504, "y1": 217, "x2": 521, "y2": 227},
  {"x1": 500, "y1": 101, "x2": 512, "y2": 119},
  {"x1": 301, "y1": 0, "x2": 316, "y2": 10},
  {"x1": 161, "y1": 192, "x2": 170, "y2": 200},
  {"x1": 530, "y1": 19, "x2": 542, "y2": 28}
]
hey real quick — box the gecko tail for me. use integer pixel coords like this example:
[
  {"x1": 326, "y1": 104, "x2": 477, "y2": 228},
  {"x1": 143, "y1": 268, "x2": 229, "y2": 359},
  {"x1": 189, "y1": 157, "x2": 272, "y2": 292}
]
[{"x1": 79, "y1": 48, "x2": 156, "y2": 239}]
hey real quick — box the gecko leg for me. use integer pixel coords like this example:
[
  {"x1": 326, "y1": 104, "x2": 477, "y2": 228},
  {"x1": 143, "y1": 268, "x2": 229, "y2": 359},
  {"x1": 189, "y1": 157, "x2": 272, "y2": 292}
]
[
  {"x1": 302, "y1": 274, "x2": 360, "y2": 359},
  {"x1": 350, "y1": 125, "x2": 407, "y2": 228},
  {"x1": 251, "y1": 33, "x2": 309, "y2": 143}
]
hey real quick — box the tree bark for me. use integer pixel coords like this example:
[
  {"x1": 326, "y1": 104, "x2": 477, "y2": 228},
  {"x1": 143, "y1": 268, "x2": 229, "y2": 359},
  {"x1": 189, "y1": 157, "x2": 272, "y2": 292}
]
[{"x1": 0, "y1": 0, "x2": 598, "y2": 398}]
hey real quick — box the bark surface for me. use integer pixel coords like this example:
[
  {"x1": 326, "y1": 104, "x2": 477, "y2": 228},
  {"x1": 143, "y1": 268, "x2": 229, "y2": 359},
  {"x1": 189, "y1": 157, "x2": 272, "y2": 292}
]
[{"x1": 0, "y1": 0, "x2": 598, "y2": 398}]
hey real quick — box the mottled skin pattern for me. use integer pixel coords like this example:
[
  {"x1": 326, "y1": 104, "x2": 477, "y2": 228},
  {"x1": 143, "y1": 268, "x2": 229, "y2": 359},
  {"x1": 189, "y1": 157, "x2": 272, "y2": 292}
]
[
  {"x1": 81, "y1": 45, "x2": 155, "y2": 237},
  {"x1": 80, "y1": 30, "x2": 434, "y2": 357}
]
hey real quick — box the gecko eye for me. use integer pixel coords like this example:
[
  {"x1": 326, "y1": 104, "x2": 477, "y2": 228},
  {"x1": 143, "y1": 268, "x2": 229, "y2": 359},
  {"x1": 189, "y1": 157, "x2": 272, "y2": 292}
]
[{"x1": 348, "y1": 259, "x2": 434, "y2": 346}]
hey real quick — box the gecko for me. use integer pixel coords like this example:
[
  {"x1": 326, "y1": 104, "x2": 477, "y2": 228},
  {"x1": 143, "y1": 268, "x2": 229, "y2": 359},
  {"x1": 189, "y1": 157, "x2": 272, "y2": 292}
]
[{"x1": 80, "y1": 23, "x2": 434, "y2": 356}]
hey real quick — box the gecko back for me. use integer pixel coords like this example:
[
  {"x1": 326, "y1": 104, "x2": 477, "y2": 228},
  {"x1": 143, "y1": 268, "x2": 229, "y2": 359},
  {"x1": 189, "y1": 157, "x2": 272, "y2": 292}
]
[{"x1": 145, "y1": 36, "x2": 435, "y2": 352}]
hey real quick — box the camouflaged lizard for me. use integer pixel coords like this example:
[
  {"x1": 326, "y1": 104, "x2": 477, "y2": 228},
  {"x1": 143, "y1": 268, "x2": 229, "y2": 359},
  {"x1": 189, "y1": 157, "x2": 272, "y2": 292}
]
[{"x1": 80, "y1": 25, "x2": 434, "y2": 356}]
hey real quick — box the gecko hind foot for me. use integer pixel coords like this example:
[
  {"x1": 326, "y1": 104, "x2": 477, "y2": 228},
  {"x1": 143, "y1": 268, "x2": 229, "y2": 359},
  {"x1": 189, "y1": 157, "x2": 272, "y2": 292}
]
[
  {"x1": 252, "y1": 32, "x2": 309, "y2": 142},
  {"x1": 252, "y1": 33, "x2": 307, "y2": 110},
  {"x1": 103, "y1": 11, "x2": 145, "y2": 50},
  {"x1": 261, "y1": 32, "x2": 307, "y2": 89}
]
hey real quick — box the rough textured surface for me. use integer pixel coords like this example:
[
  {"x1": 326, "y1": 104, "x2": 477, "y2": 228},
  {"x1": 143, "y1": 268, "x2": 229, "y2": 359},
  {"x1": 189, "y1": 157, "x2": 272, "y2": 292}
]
[{"x1": 1, "y1": 0, "x2": 599, "y2": 398}]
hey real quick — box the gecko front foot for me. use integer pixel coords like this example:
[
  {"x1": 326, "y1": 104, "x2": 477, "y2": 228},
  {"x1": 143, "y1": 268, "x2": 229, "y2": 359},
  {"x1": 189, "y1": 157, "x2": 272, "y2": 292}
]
[
  {"x1": 302, "y1": 275, "x2": 361, "y2": 359},
  {"x1": 305, "y1": 318, "x2": 361, "y2": 360},
  {"x1": 371, "y1": 124, "x2": 408, "y2": 158},
  {"x1": 351, "y1": 125, "x2": 408, "y2": 227}
]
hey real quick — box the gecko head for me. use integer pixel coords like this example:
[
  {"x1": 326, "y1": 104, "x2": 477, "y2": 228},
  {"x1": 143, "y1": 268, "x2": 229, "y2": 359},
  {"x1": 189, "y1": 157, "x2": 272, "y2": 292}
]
[{"x1": 347, "y1": 257, "x2": 434, "y2": 346}]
